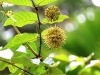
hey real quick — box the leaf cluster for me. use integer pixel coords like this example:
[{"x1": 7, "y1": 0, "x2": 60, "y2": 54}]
[{"x1": 0, "y1": 0, "x2": 68, "y2": 75}]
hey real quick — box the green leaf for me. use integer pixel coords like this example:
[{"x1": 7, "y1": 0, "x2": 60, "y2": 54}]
[
  {"x1": 47, "y1": 67, "x2": 63, "y2": 75},
  {"x1": 34, "y1": 0, "x2": 57, "y2": 6},
  {"x1": 30, "y1": 66, "x2": 38, "y2": 74},
  {"x1": 41, "y1": 29, "x2": 48, "y2": 39},
  {"x1": 1, "y1": 0, "x2": 57, "y2": 6},
  {"x1": 1, "y1": 0, "x2": 32, "y2": 6},
  {"x1": 0, "y1": 61, "x2": 7, "y2": 71},
  {"x1": 79, "y1": 68, "x2": 92, "y2": 75},
  {"x1": 9, "y1": 44, "x2": 21, "y2": 51},
  {"x1": 12, "y1": 56, "x2": 33, "y2": 67},
  {"x1": 26, "y1": 42, "x2": 37, "y2": 58},
  {"x1": 42, "y1": 14, "x2": 69, "y2": 24},
  {"x1": 12, "y1": 51, "x2": 27, "y2": 57},
  {"x1": 7, "y1": 64, "x2": 23, "y2": 73},
  {"x1": 53, "y1": 54, "x2": 69, "y2": 62},
  {"x1": 35, "y1": 65, "x2": 46, "y2": 74},
  {"x1": 10, "y1": 69, "x2": 22, "y2": 75},
  {"x1": 3, "y1": 33, "x2": 38, "y2": 49},
  {"x1": 4, "y1": 11, "x2": 37, "y2": 27},
  {"x1": 30, "y1": 63, "x2": 46, "y2": 75},
  {"x1": 11, "y1": 51, "x2": 33, "y2": 67}
]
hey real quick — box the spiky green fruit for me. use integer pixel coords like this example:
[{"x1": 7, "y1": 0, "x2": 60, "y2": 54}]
[
  {"x1": 44, "y1": 26, "x2": 65, "y2": 48},
  {"x1": 45, "y1": 6, "x2": 60, "y2": 21}
]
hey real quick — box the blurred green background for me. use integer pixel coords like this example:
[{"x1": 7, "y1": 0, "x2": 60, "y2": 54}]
[{"x1": 0, "y1": 0, "x2": 100, "y2": 75}]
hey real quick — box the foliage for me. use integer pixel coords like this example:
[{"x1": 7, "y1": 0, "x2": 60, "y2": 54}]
[
  {"x1": 0, "y1": 0, "x2": 68, "y2": 75},
  {"x1": 0, "y1": 0, "x2": 100, "y2": 75},
  {"x1": 4, "y1": 11, "x2": 38, "y2": 27}
]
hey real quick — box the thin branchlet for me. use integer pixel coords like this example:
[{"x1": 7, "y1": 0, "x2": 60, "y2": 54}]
[
  {"x1": 0, "y1": 58, "x2": 34, "y2": 75},
  {"x1": 31, "y1": 0, "x2": 42, "y2": 57},
  {"x1": 0, "y1": 3, "x2": 38, "y2": 74},
  {"x1": 1, "y1": 4, "x2": 38, "y2": 57}
]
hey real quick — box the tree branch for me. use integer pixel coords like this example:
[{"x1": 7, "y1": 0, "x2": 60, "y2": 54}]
[
  {"x1": 1, "y1": 4, "x2": 38, "y2": 57},
  {"x1": 0, "y1": 58, "x2": 34, "y2": 75},
  {"x1": 31, "y1": 0, "x2": 42, "y2": 57}
]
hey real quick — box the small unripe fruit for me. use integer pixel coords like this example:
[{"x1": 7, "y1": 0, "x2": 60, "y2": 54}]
[
  {"x1": 45, "y1": 6, "x2": 60, "y2": 21},
  {"x1": 6, "y1": 10, "x2": 13, "y2": 17},
  {"x1": 44, "y1": 26, "x2": 65, "y2": 48}
]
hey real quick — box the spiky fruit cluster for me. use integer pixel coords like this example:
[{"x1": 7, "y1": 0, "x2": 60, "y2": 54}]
[
  {"x1": 44, "y1": 26, "x2": 65, "y2": 48},
  {"x1": 45, "y1": 6, "x2": 60, "y2": 21},
  {"x1": 6, "y1": 10, "x2": 13, "y2": 17}
]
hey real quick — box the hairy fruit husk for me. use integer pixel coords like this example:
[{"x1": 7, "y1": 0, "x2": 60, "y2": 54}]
[
  {"x1": 44, "y1": 26, "x2": 65, "y2": 48},
  {"x1": 45, "y1": 6, "x2": 60, "y2": 21}
]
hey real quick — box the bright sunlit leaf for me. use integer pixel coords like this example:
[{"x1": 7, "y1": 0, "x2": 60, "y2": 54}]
[
  {"x1": 41, "y1": 29, "x2": 48, "y2": 39},
  {"x1": 43, "y1": 57, "x2": 54, "y2": 65},
  {"x1": 31, "y1": 58, "x2": 40, "y2": 65},
  {"x1": 3, "y1": 33, "x2": 38, "y2": 49},
  {"x1": 34, "y1": 0, "x2": 57, "y2": 6},
  {"x1": 0, "y1": 61, "x2": 7, "y2": 71},
  {"x1": 4, "y1": 11, "x2": 37, "y2": 27},
  {"x1": 1, "y1": 0, "x2": 32, "y2": 6},
  {"x1": 42, "y1": 14, "x2": 69, "y2": 24},
  {"x1": 7, "y1": 64, "x2": 23, "y2": 73},
  {"x1": 53, "y1": 54, "x2": 69, "y2": 62},
  {"x1": 0, "y1": 49, "x2": 13, "y2": 59}
]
